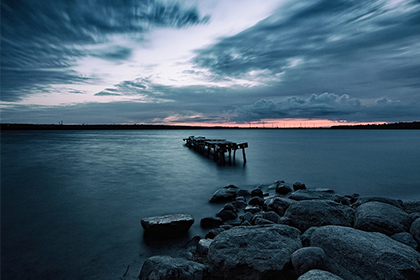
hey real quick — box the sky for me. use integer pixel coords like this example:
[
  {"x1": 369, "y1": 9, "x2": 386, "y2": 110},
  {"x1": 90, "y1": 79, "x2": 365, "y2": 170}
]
[{"x1": 1, "y1": 0, "x2": 420, "y2": 126}]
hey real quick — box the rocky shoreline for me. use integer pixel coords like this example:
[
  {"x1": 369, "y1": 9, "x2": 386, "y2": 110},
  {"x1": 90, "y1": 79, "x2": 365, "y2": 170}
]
[{"x1": 139, "y1": 181, "x2": 420, "y2": 280}]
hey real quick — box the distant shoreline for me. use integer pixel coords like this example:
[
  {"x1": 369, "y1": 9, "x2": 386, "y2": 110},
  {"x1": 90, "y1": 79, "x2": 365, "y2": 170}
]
[{"x1": 1, "y1": 121, "x2": 419, "y2": 130}]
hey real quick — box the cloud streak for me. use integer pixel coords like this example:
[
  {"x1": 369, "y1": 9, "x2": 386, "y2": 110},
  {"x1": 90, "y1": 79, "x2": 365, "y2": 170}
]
[
  {"x1": 1, "y1": 0, "x2": 208, "y2": 101},
  {"x1": 193, "y1": 0, "x2": 420, "y2": 99}
]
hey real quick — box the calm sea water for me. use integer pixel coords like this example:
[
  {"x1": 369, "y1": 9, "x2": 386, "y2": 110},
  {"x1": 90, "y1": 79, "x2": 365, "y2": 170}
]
[{"x1": 2, "y1": 129, "x2": 420, "y2": 279}]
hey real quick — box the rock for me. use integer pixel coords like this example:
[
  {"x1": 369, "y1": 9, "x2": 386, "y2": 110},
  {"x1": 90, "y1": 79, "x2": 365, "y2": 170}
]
[
  {"x1": 139, "y1": 255, "x2": 206, "y2": 280},
  {"x1": 391, "y1": 232, "x2": 418, "y2": 249},
  {"x1": 353, "y1": 196, "x2": 403, "y2": 209},
  {"x1": 205, "y1": 228, "x2": 226, "y2": 239},
  {"x1": 344, "y1": 193, "x2": 360, "y2": 204},
  {"x1": 310, "y1": 225, "x2": 420, "y2": 280},
  {"x1": 232, "y1": 196, "x2": 247, "y2": 209},
  {"x1": 276, "y1": 183, "x2": 293, "y2": 195},
  {"x1": 241, "y1": 220, "x2": 252, "y2": 226},
  {"x1": 141, "y1": 214, "x2": 194, "y2": 238},
  {"x1": 283, "y1": 200, "x2": 354, "y2": 232},
  {"x1": 248, "y1": 196, "x2": 265, "y2": 206},
  {"x1": 244, "y1": 205, "x2": 261, "y2": 213},
  {"x1": 293, "y1": 182, "x2": 306, "y2": 191},
  {"x1": 240, "y1": 212, "x2": 254, "y2": 222},
  {"x1": 300, "y1": 227, "x2": 319, "y2": 247},
  {"x1": 411, "y1": 213, "x2": 420, "y2": 220},
  {"x1": 334, "y1": 195, "x2": 351, "y2": 206},
  {"x1": 250, "y1": 188, "x2": 264, "y2": 198},
  {"x1": 207, "y1": 224, "x2": 302, "y2": 279},
  {"x1": 279, "y1": 216, "x2": 293, "y2": 226},
  {"x1": 262, "y1": 211, "x2": 281, "y2": 223},
  {"x1": 354, "y1": 201, "x2": 412, "y2": 236},
  {"x1": 237, "y1": 189, "x2": 251, "y2": 197},
  {"x1": 231, "y1": 199, "x2": 247, "y2": 209},
  {"x1": 289, "y1": 189, "x2": 336, "y2": 201},
  {"x1": 251, "y1": 216, "x2": 275, "y2": 225},
  {"x1": 403, "y1": 201, "x2": 420, "y2": 214},
  {"x1": 291, "y1": 247, "x2": 327, "y2": 275},
  {"x1": 216, "y1": 203, "x2": 237, "y2": 221},
  {"x1": 410, "y1": 218, "x2": 420, "y2": 244},
  {"x1": 298, "y1": 269, "x2": 344, "y2": 280},
  {"x1": 196, "y1": 239, "x2": 213, "y2": 255},
  {"x1": 268, "y1": 181, "x2": 280, "y2": 189},
  {"x1": 265, "y1": 197, "x2": 294, "y2": 216},
  {"x1": 209, "y1": 186, "x2": 238, "y2": 202},
  {"x1": 200, "y1": 217, "x2": 223, "y2": 229}
]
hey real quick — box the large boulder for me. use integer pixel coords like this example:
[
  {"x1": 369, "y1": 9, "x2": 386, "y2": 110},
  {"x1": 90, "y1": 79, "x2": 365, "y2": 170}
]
[
  {"x1": 265, "y1": 197, "x2": 294, "y2": 216},
  {"x1": 209, "y1": 185, "x2": 238, "y2": 202},
  {"x1": 283, "y1": 200, "x2": 354, "y2": 232},
  {"x1": 141, "y1": 214, "x2": 194, "y2": 238},
  {"x1": 353, "y1": 196, "x2": 403, "y2": 209},
  {"x1": 289, "y1": 189, "x2": 336, "y2": 201},
  {"x1": 207, "y1": 224, "x2": 302, "y2": 279},
  {"x1": 298, "y1": 269, "x2": 344, "y2": 280},
  {"x1": 310, "y1": 225, "x2": 420, "y2": 280},
  {"x1": 354, "y1": 201, "x2": 412, "y2": 236},
  {"x1": 410, "y1": 218, "x2": 420, "y2": 245},
  {"x1": 139, "y1": 255, "x2": 206, "y2": 280}
]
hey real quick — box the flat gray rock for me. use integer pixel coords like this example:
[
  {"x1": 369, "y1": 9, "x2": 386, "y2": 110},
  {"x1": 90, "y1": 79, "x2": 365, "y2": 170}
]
[
  {"x1": 310, "y1": 225, "x2": 420, "y2": 280},
  {"x1": 139, "y1": 255, "x2": 205, "y2": 280},
  {"x1": 207, "y1": 224, "x2": 302, "y2": 279},
  {"x1": 141, "y1": 214, "x2": 194, "y2": 238},
  {"x1": 283, "y1": 200, "x2": 354, "y2": 232},
  {"x1": 354, "y1": 201, "x2": 412, "y2": 236}
]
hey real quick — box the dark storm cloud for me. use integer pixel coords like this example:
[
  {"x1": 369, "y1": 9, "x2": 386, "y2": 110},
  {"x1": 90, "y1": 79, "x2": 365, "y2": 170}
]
[
  {"x1": 232, "y1": 93, "x2": 420, "y2": 122},
  {"x1": 1, "y1": 0, "x2": 209, "y2": 101},
  {"x1": 193, "y1": 0, "x2": 420, "y2": 101}
]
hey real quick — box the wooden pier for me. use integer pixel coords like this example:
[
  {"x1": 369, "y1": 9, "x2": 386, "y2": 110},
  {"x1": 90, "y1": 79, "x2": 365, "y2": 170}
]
[{"x1": 183, "y1": 136, "x2": 248, "y2": 164}]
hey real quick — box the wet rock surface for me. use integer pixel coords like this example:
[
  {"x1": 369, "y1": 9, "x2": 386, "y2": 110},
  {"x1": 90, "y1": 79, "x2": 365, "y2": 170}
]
[
  {"x1": 310, "y1": 225, "x2": 420, "y2": 280},
  {"x1": 283, "y1": 200, "x2": 355, "y2": 232},
  {"x1": 354, "y1": 201, "x2": 412, "y2": 236},
  {"x1": 139, "y1": 255, "x2": 206, "y2": 280},
  {"x1": 208, "y1": 224, "x2": 301, "y2": 280}
]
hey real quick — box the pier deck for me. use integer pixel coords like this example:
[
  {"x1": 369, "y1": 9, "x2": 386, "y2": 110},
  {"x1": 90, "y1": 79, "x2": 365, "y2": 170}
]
[{"x1": 183, "y1": 136, "x2": 248, "y2": 164}]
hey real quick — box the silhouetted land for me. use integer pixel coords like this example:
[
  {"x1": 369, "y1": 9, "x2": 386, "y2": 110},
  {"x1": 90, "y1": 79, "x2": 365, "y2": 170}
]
[
  {"x1": 1, "y1": 121, "x2": 419, "y2": 130},
  {"x1": 330, "y1": 121, "x2": 420, "y2": 129}
]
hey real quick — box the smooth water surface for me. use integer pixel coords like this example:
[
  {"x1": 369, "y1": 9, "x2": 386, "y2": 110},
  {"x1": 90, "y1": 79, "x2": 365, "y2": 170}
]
[{"x1": 1, "y1": 129, "x2": 420, "y2": 279}]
